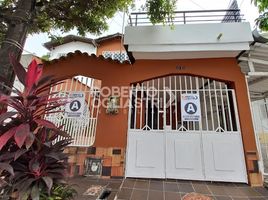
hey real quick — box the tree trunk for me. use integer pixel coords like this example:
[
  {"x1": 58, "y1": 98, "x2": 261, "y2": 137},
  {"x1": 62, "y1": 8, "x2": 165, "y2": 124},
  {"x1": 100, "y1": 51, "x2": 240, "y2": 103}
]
[{"x1": 0, "y1": 0, "x2": 36, "y2": 94}]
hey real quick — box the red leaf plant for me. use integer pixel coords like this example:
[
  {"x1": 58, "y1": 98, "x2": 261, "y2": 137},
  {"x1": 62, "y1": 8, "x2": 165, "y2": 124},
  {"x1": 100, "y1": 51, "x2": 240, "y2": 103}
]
[{"x1": 0, "y1": 54, "x2": 72, "y2": 200}]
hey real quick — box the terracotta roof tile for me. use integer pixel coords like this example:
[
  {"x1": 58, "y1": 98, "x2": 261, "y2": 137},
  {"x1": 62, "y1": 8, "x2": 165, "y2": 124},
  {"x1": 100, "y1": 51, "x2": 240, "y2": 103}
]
[
  {"x1": 44, "y1": 50, "x2": 131, "y2": 65},
  {"x1": 43, "y1": 35, "x2": 96, "y2": 50},
  {"x1": 43, "y1": 33, "x2": 123, "y2": 50}
]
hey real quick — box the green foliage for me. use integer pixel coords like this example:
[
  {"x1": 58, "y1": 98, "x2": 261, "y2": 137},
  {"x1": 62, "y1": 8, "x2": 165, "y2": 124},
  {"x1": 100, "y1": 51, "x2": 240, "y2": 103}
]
[
  {"x1": 0, "y1": 11, "x2": 7, "y2": 47},
  {"x1": 40, "y1": 184, "x2": 77, "y2": 200},
  {"x1": 253, "y1": 0, "x2": 268, "y2": 12},
  {"x1": 257, "y1": 12, "x2": 268, "y2": 31},
  {"x1": 252, "y1": 0, "x2": 268, "y2": 31},
  {"x1": 0, "y1": 0, "x2": 132, "y2": 37},
  {"x1": 0, "y1": 56, "x2": 73, "y2": 199},
  {"x1": 146, "y1": 0, "x2": 176, "y2": 24},
  {"x1": 0, "y1": 0, "x2": 178, "y2": 44},
  {"x1": 0, "y1": 32, "x2": 4, "y2": 47},
  {"x1": 41, "y1": 53, "x2": 51, "y2": 61}
]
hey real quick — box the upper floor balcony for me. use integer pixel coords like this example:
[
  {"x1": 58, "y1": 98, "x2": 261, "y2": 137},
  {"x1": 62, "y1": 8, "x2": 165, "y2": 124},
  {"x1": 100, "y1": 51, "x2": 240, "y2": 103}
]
[{"x1": 124, "y1": 9, "x2": 254, "y2": 60}]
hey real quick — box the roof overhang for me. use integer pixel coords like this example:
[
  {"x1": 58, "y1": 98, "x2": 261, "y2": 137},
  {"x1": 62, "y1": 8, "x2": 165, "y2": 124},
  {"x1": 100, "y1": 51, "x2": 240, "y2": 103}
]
[
  {"x1": 124, "y1": 23, "x2": 253, "y2": 61},
  {"x1": 238, "y1": 31, "x2": 268, "y2": 101},
  {"x1": 95, "y1": 33, "x2": 122, "y2": 44},
  {"x1": 43, "y1": 33, "x2": 123, "y2": 50},
  {"x1": 43, "y1": 35, "x2": 96, "y2": 50}
]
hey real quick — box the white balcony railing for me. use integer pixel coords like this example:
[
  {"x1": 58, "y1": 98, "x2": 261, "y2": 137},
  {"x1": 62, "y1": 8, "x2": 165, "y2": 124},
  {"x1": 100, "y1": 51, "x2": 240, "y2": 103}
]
[{"x1": 128, "y1": 9, "x2": 244, "y2": 26}]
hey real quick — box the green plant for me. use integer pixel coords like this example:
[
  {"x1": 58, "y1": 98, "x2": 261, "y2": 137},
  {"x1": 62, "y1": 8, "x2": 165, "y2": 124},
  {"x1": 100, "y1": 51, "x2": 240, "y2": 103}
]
[
  {"x1": 0, "y1": 55, "x2": 73, "y2": 200},
  {"x1": 146, "y1": 0, "x2": 176, "y2": 25},
  {"x1": 252, "y1": 0, "x2": 268, "y2": 31},
  {"x1": 40, "y1": 184, "x2": 77, "y2": 200},
  {"x1": 256, "y1": 12, "x2": 268, "y2": 31}
]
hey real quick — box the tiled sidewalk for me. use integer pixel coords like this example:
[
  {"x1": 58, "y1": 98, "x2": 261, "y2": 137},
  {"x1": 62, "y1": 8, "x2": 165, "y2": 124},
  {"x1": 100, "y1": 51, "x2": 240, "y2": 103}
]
[
  {"x1": 117, "y1": 179, "x2": 268, "y2": 200},
  {"x1": 69, "y1": 176, "x2": 122, "y2": 200},
  {"x1": 69, "y1": 177, "x2": 268, "y2": 200}
]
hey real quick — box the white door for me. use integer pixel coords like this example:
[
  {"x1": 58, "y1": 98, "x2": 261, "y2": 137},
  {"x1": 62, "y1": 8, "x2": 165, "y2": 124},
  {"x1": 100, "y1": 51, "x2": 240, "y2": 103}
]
[
  {"x1": 126, "y1": 75, "x2": 247, "y2": 183},
  {"x1": 165, "y1": 132, "x2": 204, "y2": 180},
  {"x1": 126, "y1": 131, "x2": 165, "y2": 179},
  {"x1": 202, "y1": 133, "x2": 247, "y2": 182}
]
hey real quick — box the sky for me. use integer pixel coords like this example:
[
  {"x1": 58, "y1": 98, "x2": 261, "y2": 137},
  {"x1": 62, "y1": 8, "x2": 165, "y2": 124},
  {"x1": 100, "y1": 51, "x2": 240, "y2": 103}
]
[{"x1": 23, "y1": 0, "x2": 260, "y2": 57}]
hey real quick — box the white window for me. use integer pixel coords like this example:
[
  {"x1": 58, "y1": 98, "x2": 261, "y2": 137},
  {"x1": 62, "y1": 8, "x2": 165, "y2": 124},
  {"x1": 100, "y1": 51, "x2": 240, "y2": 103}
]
[{"x1": 102, "y1": 51, "x2": 129, "y2": 63}]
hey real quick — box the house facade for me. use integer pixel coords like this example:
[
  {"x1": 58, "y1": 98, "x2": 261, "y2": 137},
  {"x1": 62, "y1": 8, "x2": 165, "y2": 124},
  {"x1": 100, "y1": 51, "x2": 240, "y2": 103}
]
[
  {"x1": 43, "y1": 9, "x2": 265, "y2": 186},
  {"x1": 43, "y1": 33, "x2": 128, "y2": 61},
  {"x1": 238, "y1": 31, "x2": 268, "y2": 181},
  {"x1": 44, "y1": 35, "x2": 97, "y2": 59}
]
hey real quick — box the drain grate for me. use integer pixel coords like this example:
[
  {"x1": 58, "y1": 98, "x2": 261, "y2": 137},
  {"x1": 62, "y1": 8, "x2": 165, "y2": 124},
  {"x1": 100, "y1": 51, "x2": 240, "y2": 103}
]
[{"x1": 97, "y1": 188, "x2": 111, "y2": 200}]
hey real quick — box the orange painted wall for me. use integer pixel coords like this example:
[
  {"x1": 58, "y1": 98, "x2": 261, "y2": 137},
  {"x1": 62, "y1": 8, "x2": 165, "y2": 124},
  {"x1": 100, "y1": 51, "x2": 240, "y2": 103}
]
[
  {"x1": 96, "y1": 37, "x2": 125, "y2": 56},
  {"x1": 43, "y1": 55, "x2": 257, "y2": 156},
  {"x1": 52, "y1": 78, "x2": 100, "y2": 105}
]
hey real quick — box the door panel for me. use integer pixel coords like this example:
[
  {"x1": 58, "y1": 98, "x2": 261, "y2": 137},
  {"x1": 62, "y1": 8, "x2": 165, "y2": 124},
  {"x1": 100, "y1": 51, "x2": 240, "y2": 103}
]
[
  {"x1": 166, "y1": 132, "x2": 204, "y2": 180},
  {"x1": 126, "y1": 76, "x2": 247, "y2": 183},
  {"x1": 202, "y1": 133, "x2": 247, "y2": 182},
  {"x1": 125, "y1": 131, "x2": 165, "y2": 178}
]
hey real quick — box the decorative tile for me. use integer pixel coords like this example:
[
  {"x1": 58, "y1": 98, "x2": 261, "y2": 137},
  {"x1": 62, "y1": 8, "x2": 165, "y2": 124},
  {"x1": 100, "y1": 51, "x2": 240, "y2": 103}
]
[
  {"x1": 102, "y1": 166, "x2": 112, "y2": 176},
  {"x1": 74, "y1": 164, "x2": 80, "y2": 176},
  {"x1": 79, "y1": 164, "x2": 85, "y2": 176},
  {"x1": 87, "y1": 147, "x2": 96, "y2": 155},
  {"x1": 96, "y1": 147, "x2": 107, "y2": 156},
  {"x1": 102, "y1": 156, "x2": 112, "y2": 167},
  {"x1": 67, "y1": 147, "x2": 77, "y2": 154},
  {"x1": 113, "y1": 148, "x2": 122, "y2": 155},
  {"x1": 84, "y1": 157, "x2": 102, "y2": 176},
  {"x1": 107, "y1": 148, "x2": 113, "y2": 156},
  {"x1": 77, "y1": 147, "x2": 87, "y2": 154},
  {"x1": 68, "y1": 155, "x2": 76, "y2": 163},
  {"x1": 76, "y1": 154, "x2": 87, "y2": 165},
  {"x1": 112, "y1": 155, "x2": 122, "y2": 166},
  {"x1": 111, "y1": 166, "x2": 124, "y2": 177}
]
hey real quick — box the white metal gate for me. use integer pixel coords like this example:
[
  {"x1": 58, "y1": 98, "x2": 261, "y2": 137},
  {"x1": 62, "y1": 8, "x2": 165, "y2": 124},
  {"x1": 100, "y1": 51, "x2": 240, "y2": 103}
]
[
  {"x1": 45, "y1": 76, "x2": 101, "y2": 146},
  {"x1": 126, "y1": 75, "x2": 247, "y2": 182}
]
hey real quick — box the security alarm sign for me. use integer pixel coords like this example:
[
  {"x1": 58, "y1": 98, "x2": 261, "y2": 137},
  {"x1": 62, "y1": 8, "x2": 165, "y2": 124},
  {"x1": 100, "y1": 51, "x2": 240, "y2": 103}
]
[
  {"x1": 181, "y1": 93, "x2": 201, "y2": 121},
  {"x1": 65, "y1": 92, "x2": 85, "y2": 118}
]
